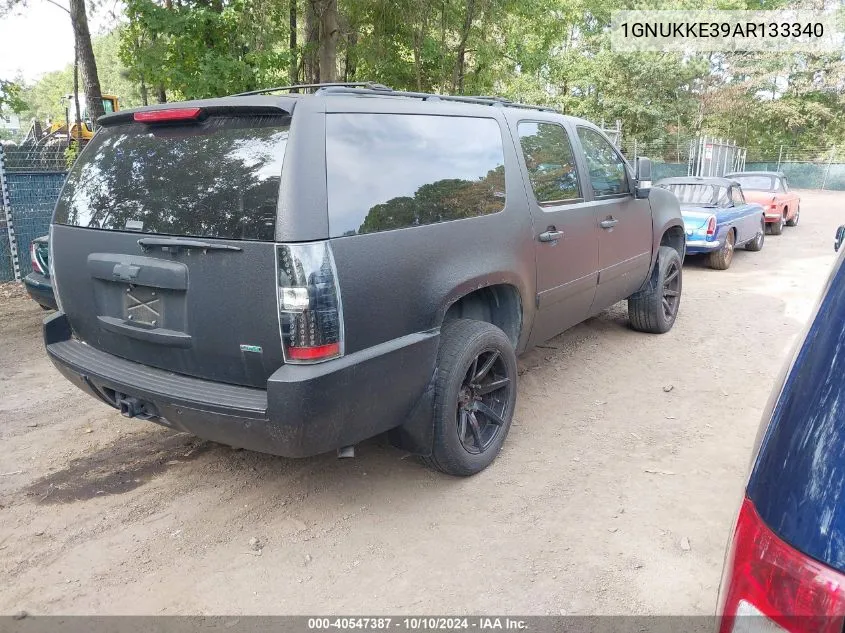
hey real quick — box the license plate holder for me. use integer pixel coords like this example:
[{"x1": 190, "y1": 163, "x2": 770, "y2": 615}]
[{"x1": 124, "y1": 285, "x2": 162, "y2": 326}]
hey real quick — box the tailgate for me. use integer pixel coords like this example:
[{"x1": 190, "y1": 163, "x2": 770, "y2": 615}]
[{"x1": 51, "y1": 109, "x2": 290, "y2": 387}]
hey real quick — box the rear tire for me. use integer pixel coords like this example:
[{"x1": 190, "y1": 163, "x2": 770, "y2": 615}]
[
  {"x1": 786, "y1": 206, "x2": 800, "y2": 227},
  {"x1": 709, "y1": 230, "x2": 735, "y2": 270},
  {"x1": 628, "y1": 245, "x2": 682, "y2": 334},
  {"x1": 745, "y1": 218, "x2": 765, "y2": 252},
  {"x1": 422, "y1": 319, "x2": 517, "y2": 476},
  {"x1": 770, "y1": 215, "x2": 784, "y2": 235}
]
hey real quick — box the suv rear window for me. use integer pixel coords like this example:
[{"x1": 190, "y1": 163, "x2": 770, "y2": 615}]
[
  {"x1": 55, "y1": 115, "x2": 289, "y2": 241},
  {"x1": 326, "y1": 113, "x2": 506, "y2": 237}
]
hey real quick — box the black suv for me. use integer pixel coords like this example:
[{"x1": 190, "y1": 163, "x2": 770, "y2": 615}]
[{"x1": 45, "y1": 84, "x2": 685, "y2": 476}]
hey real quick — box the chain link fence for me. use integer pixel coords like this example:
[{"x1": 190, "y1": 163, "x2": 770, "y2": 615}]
[
  {"x1": 0, "y1": 144, "x2": 68, "y2": 282},
  {"x1": 620, "y1": 139, "x2": 844, "y2": 190}
]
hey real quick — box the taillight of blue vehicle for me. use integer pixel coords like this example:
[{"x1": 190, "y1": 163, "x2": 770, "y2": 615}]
[
  {"x1": 717, "y1": 497, "x2": 845, "y2": 633},
  {"x1": 706, "y1": 215, "x2": 717, "y2": 238},
  {"x1": 276, "y1": 241, "x2": 344, "y2": 364}
]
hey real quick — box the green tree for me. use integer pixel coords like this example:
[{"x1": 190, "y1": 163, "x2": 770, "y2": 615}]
[
  {"x1": 0, "y1": 79, "x2": 26, "y2": 112},
  {"x1": 15, "y1": 31, "x2": 145, "y2": 125}
]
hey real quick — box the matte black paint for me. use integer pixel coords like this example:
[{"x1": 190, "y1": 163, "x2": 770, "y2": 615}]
[
  {"x1": 51, "y1": 225, "x2": 283, "y2": 388},
  {"x1": 45, "y1": 311, "x2": 437, "y2": 457},
  {"x1": 48, "y1": 91, "x2": 684, "y2": 458}
]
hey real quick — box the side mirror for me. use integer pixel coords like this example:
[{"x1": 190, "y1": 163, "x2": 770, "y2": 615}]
[
  {"x1": 635, "y1": 157, "x2": 652, "y2": 199},
  {"x1": 835, "y1": 225, "x2": 845, "y2": 252}
]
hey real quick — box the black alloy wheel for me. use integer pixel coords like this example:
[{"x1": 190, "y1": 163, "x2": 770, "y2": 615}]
[{"x1": 456, "y1": 349, "x2": 512, "y2": 454}]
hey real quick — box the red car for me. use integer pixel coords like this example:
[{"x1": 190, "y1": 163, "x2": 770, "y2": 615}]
[{"x1": 724, "y1": 171, "x2": 800, "y2": 235}]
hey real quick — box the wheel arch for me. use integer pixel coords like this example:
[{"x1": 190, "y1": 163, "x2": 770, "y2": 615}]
[
  {"x1": 660, "y1": 224, "x2": 686, "y2": 259},
  {"x1": 441, "y1": 282, "x2": 525, "y2": 351},
  {"x1": 390, "y1": 280, "x2": 526, "y2": 458},
  {"x1": 646, "y1": 186, "x2": 685, "y2": 273}
]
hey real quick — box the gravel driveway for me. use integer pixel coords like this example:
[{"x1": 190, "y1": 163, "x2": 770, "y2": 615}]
[{"x1": 1, "y1": 190, "x2": 842, "y2": 615}]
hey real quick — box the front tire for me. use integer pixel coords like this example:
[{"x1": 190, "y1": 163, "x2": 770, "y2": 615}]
[
  {"x1": 709, "y1": 230, "x2": 735, "y2": 270},
  {"x1": 628, "y1": 245, "x2": 682, "y2": 334},
  {"x1": 745, "y1": 218, "x2": 765, "y2": 252},
  {"x1": 786, "y1": 206, "x2": 800, "y2": 227},
  {"x1": 423, "y1": 319, "x2": 517, "y2": 476}
]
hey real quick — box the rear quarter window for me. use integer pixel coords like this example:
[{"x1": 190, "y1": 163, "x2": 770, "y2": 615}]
[
  {"x1": 326, "y1": 113, "x2": 506, "y2": 237},
  {"x1": 517, "y1": 121, "x2": 581, "y2": 204},
  {"x1": 55, "y1": 115, "x2": 289, "y2": 241}
]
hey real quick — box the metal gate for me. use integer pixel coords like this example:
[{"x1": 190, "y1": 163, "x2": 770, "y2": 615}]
[{"x1": 688, "y1": 136, "x2": 747, "y2": 177}]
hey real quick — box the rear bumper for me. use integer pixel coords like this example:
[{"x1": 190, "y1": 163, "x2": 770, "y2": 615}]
[
  {"x1": 45, "y1": 312, "x2": 439, "y2": 457},
  {"x1": 685, "y1": 238, "x2": 722, "y2": 253},
  {"x1": 24, "y1": 272, "x2": 56, "y2": 310}
]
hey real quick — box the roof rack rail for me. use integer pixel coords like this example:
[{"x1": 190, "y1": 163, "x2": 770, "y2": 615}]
[
  {"x1": 464, "y1": 94, "x2": 556, "y2": 112},
  {"x1": 230, "y1": 82, "x2": 392, "y2": 97},
  {"x1": 315, "y1": 85, "x2": 556, "y2": 112},
  {"x1": 467, "y1": 95, "x2": 513, "y2": 103},
  {"x1": 230, "y1": 82, "x2": 556, "y2": 112}
]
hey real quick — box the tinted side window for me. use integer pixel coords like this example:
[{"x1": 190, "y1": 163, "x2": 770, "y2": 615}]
[
  {"x1": 576, "y1": 127, "x2": 628, "y2": 197},
  {"x1": 326, "y1": 114, "x2": 506, "y2": 237},
  {"x1": 517, "y1": 121, "x2": 581, "y2": 204},
  {"x1": 731, "y1": 187, "x2": 745, "y2": 204}
]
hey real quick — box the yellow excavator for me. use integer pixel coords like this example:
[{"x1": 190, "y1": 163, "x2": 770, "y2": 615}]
[
  {"x1": 19, "y1": 93, "x2": 119, "y2": 166},
  {"x1": 54, "y1": 93, "x2": 119, "y2": 142}
]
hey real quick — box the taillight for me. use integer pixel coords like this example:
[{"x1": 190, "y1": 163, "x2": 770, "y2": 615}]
[
  {"x1": 706, "y1": 215, "x2": 717, "y2": 237},
  {"x1": 48, "y1": 225, "x2": 64, "y2": 313},
  {"x1": 133, "y1": 108, "x2": 202, "y2": 123},
  {"x1": 276, "y1": 242, "x2": 344, "y2": 364},
  {"x1": 30, "y1": 241, "x2": 45, "y2": 275},
  {"x1": 717, "y1": 497, "x2": 845, "y2": 633}
]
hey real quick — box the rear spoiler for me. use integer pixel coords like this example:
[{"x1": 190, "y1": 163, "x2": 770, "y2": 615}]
[{"x1": 99, "y1": 101, "x2": 295, "y2": 127}]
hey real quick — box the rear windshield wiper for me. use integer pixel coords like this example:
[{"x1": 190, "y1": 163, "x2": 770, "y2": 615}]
[{"x1": 137, "y1": 237, "x2": 243, "y2": 253}]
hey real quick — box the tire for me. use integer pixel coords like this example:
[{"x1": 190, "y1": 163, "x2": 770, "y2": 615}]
[
  {"x1": 770, "y1": 214, "x2": 784, "y2": 235},
  {"x1": 422, "y1": 319, "x2": 518, "y2": 476},
  {"x1": 745, "y1": 218, "x2": 765, "y2": 252},
  {"x1": 787, "y1": 205, "x2": 800, "y2": 227},
  {"x1": 628, "y1": 245, "x2": 682, "y2": 334},
  {"x1": 709, "y1": 229, "x2": 735, "y2": 270}
]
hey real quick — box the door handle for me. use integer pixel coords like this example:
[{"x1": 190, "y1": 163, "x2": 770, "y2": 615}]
[
  {"x1": 539, "y1": 229, "x2": 564, "y2": 242},
  {"x1": 600, "y1": 218, "x2": 619, "y2": 229}
]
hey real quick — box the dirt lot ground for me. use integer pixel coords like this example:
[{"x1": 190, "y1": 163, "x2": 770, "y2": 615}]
[{"x1": 1, "y1": 190, "x2": 843, "y2": 616}]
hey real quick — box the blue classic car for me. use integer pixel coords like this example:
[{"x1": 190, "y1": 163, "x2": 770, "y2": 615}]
[{"x1": 655, "y1": 177, "x2": 766, "y2": 270}]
